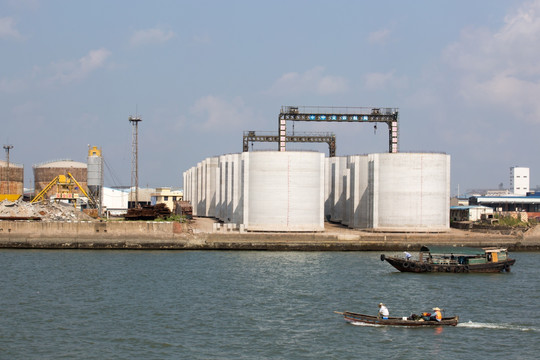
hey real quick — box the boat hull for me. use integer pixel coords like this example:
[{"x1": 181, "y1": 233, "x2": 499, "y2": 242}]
[
  {"x1": 336, "y1": 311, "x2": 458, "y2": 326},
  {"x1": 381, "y1": 255, "x2": 515, "y2": 273}
]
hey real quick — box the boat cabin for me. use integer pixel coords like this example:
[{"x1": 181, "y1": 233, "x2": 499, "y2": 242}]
[{"x1": 418, "y1": 245, "x2": 509, "y2": 266}]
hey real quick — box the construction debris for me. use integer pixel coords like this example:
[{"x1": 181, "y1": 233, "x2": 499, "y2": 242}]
[{"x1": 0, "y1": 199, "x2": 95, "y2": 222}]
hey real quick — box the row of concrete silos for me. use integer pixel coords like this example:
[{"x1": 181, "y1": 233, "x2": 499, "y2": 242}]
[
  {"x1": 326, "y1": 153, "x2": 450, "y2": 231},
  {"x1": 183, "y1": 151, "x2": 450, "y2": 232},
  {"x1": 183, "y1": 151, "x2": 325, "y2": 232}
]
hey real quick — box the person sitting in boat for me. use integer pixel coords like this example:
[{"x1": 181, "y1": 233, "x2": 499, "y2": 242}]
[
  {"x1": 404, "y1": 251, "x2": 412, "y2": 260},
  {"x1": 378, "y1": 303, "x2": 389, "y2": 319},
  {"x1": 430, "y1": 307, "x2": 442, "y2": 322}
]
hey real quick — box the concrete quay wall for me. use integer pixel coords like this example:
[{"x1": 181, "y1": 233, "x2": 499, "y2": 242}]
[
  {"x1": 0, "y1": 220, "x2": 182, "y2": 238},
  {"x1": 0, "y1": 221, "x2": 539, "y2": 251}
]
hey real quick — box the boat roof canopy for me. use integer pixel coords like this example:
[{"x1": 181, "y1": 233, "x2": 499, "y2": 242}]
[{"x1": 420, "y1": 245, "x2": 485, "y2": 256}]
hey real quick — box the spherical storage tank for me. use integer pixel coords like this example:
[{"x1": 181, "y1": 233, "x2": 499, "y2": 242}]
[
  {"x1": 370, "y1": 153, "x2": 450, "y2": 231},
  {"x1": 243, "y1": 151, "x2": 325, "y2": 232},
  {"x1": 33, "y1": 160, "x2": 87, "y2": 196}
]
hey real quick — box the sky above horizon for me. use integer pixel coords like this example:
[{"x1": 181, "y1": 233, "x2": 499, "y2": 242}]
[{"x1": 1, "y1": 0, "x2": 539, "y2": 196}]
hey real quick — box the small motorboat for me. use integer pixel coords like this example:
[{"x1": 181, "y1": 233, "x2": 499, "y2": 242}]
[{"x1": 334, "y1": 311, "x2": 459, "y2": 326}]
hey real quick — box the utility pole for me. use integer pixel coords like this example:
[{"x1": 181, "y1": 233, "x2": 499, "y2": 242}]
[
  {"x1": 129, "y1": 115, "x2": 142, "y2": 208},
  {"x1": 3, "y1": 145, "x2": 13, "y2": 195}
]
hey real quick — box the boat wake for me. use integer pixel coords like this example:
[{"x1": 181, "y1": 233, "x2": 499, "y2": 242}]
[
  {"x1": 347, "y1": 320, "x2": 538, "y2": 331},
  {"x1": 457, "y1": 321, "x2": 538, "y2": 332},
  {"x1": 349, "y1": 321, "x2": 382, "y2": 327}
]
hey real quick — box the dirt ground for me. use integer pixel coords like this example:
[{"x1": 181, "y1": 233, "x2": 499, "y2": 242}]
[{"x1": 187, "y1": 217, "x2": 486, "y2": 235}]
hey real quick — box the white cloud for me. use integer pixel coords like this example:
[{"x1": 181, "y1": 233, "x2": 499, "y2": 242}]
[
  {"x1": 0, "y1": 77, "x2": 26, "y2": 93},
  {"x1": 267, "y1": 66, "x2": 348, "y2": 95},
  {"x1": 190, "y1": 96, "x2": 253, "y2": 131},
  {"x1": 364, "y1": 71, "x2": 408, "y2": 91},
  {"x1": 442, "y1": 0, "x2": 540, "y2": 122},
  {"x1": 368, "y1": 28, "x2": 391, "y2": 44},
  {"x1": 0, "y1": 17, "x2": 22, "y2": 39},
  {"x1": 130, "y1": 27, "x2": 175, "y2": 46},
  {"x1": 49, "y1": 48, "x2": 111, "y2": 84}
]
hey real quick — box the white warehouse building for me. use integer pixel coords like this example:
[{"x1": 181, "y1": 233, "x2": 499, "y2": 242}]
[{"x1": 183, "y1": 151, "x2": 450, "y2": 232}]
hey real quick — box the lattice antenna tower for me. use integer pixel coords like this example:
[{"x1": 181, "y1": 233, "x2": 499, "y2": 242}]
[
  {"x1": 129, "y1": 114, "x2": 142, "y2": 208},
  {"x1": 3, "y1": 144, "x2": 13, "y2": 194}
]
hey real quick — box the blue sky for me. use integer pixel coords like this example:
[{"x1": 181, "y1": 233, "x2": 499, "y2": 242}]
[{"x1": 1, "y1": 0, "x2": 538, "y2": 195}]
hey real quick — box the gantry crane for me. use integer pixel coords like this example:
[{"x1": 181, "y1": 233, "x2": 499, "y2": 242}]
[{"x1": 278, "y1": 106, "x2": 399, "y2": 153}]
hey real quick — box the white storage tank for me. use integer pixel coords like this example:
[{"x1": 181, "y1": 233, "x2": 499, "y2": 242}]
[
  {"x1": 203, "y1": 157, "x2": 218, "y2": 217},
  {"x1": 243, "y1": 151, "x2": 325, "y2": 232},
  {"x1": 370, "y1": 153, "x2": 450, "y2": 231},
  {"x1": 347, "y1": 155, "x2": 370, "y2": 229},
  {"x1": 326, "y1": 157, "x2": 348, "y2": 223}
]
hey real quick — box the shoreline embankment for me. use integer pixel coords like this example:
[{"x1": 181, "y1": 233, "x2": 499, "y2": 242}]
[{"x1": 1, "y1": 219, "x2": 540, "y2": 251}]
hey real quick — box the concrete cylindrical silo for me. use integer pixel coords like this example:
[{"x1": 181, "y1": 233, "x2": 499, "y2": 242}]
[
  {"x1": 370, "y1": 153, "x2": 450, "y2": 231},
  {"x1": 87, "y1": 146, "x2": 103, "y2": 211},
  {"x1": 347, "y1": 155, "x2": 370, "y2": 229},
  {"x1": 243, "y1": 151, "x2": 325, "y2": 232}
]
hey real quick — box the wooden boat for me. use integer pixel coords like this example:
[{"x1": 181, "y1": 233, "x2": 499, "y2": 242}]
[
  {"x1": 381, "y1": 245, "x2": 516, "y2": 273},
  {"x1": 335, "y1": 311, "x2": 459, "y2": 326}
]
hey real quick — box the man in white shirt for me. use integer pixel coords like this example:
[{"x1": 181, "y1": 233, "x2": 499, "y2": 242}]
[{"x1": 378, "y1": 303, "x2": 389, "y2": 319}]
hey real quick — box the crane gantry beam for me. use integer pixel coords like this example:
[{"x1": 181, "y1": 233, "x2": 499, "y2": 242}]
[
  {"x1": 278, "y1": 106, "x2": 399, "y2": 154},
  {"x1": 243, "y1": 131, "x2": 336, "y2": 157}
]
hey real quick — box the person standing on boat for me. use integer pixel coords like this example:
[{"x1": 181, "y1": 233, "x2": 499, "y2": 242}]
[
  {"x1": 404, "y1": 251, "x2": 412, "y2": 260},
  {"x1": 430, "y1": 307, "x2": 442, "y2": 322},
  {"x1": 378, "y1": 303, "x2": 389, "y2": 319}
]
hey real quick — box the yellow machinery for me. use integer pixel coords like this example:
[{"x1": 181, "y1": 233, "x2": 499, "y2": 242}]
[
  {"x1": 0, "y1": 194, "x2": 21, "y2": 201},
  {"x1": 31, "y1": 172, "x2": 96, "y2": 207}
]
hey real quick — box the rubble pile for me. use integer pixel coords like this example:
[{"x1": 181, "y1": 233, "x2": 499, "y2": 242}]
[{"x1": 0, "y1": 199, "x2": 94, "y2": 222}]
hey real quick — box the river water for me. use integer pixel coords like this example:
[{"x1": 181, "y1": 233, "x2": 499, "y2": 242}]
[{"x1": 0, "y1": 249, "x2": 538, "y2": 359}]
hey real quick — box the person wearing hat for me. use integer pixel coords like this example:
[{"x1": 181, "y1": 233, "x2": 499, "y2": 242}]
[
  {"x1": 430, "y1": 307, "x2": 442, "y2": 321},
  {"x1": 378, "y1": 303, "x2": 389, "y2": 319}
]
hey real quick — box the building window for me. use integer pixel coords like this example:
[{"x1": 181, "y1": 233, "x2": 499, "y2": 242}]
[
  {"x1": 173, "y1": 197, "x2": 177, "y2": 201},
  {"x1": 164, "y1": 196, "x2": 169, "y2": 201}
]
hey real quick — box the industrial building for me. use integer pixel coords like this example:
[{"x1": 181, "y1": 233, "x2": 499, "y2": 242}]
[
  {"x1": 450, "y1": 205, "x2": 494, "y2": 222},
  {"x1": 102, "y1": 187, "x2": 129, "y2": 217},
  {"x1": 510, "y1": 166, "x2": 530, "y2": 195},
  {"x1": 151, "y1": 187, "x2": 183, "y2": 210},
  {"x1": 469, "y1": 192, "x2": 540, "y2": 216},
  {"x1": 183, "y1": 151, "x2": 450, "y2": 232}
]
